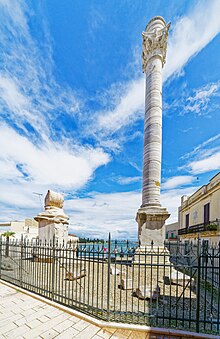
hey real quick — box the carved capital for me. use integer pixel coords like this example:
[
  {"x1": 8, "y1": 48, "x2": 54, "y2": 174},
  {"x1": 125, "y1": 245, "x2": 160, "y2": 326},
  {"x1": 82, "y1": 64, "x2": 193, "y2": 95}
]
[{"x1": 142, "y1": 18, "x2": 170, "y2": 73}]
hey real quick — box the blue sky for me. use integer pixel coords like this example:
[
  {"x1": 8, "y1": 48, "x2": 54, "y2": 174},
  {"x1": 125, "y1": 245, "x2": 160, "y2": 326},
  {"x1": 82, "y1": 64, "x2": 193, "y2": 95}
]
[{"x1": 0, "y1": 0, "x2": 220, "y2": 239}]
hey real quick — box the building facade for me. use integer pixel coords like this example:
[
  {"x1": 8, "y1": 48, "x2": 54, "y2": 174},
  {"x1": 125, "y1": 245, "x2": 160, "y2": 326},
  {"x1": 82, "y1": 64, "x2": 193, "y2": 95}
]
[
  {"x1": 178, "y1": 172, "x2": 220, "y2": 243},
  {"x1": 0, "y1": 219, "x2": 39, "y2": 241},
  {"x1": 165, "y1": 222, "x2": 179, "y2": 240}
]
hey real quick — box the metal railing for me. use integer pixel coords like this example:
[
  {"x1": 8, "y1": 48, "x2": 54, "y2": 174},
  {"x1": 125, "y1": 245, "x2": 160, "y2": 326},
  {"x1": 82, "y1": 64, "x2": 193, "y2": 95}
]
[
  {"x1": 0, "y1": 235, "x2": 220, "y2": 335},
  {"x1": 178, "y1": 220, "x2": 220, "y2": 235}
]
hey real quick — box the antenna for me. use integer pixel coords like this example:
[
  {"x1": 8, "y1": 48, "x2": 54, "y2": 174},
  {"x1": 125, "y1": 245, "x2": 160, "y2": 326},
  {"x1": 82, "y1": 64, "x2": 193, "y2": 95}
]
[{"x1": 33, "y1": 192, "x2": 43, "y2": 210}]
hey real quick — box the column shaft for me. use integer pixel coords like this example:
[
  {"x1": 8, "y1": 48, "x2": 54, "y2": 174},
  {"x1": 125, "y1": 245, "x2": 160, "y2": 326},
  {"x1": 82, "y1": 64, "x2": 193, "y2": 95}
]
[{"x1": 142, "y1": 57, "x2": 162, "y2": 207}]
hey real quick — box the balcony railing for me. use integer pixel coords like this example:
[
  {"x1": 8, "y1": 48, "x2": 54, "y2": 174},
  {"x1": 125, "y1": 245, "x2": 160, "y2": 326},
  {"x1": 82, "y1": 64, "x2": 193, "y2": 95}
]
[{"x1": 178, "y1": 220, "x2": 220, "y2": 235}]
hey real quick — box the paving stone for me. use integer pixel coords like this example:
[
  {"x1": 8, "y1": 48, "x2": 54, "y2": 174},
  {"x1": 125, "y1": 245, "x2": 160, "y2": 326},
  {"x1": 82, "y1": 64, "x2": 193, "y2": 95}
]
[
  {"x1": 53, "y1": 318, "x2": 73, "y2": 333},
  {"x1": 14, "y1": 317, "x2": 27, "y2": 326},
  {"x1": 27, "y1": 318, "x2": 42, "y2": 329},
  {"x1": 55, "y1": 326, "x2": 79, "y2": 338},
  {"x1": 96, "y1": 328, "x2": 113, "y2": 338},
  {"x1": 0, "y1": 313, "x2": 23, "y2": 327},
  {"x1": 46, "y1": 309, "x2": 63, "y2": 319},
  {"x1": 24, "y1": 313, "x2": 71, "y2": 337},
  {"x1": 37, "y1": 315, "x2": 50, "y2": 323},
  {"x1": 102, "y1": 327, "x2": 116, "y2": 334},
  {"x1": 0, "y1": 311, "x2": 15, "y2": 320},
  {"x1": 0, "y1": 322, "x2": 17, "y2": 335},
  {"x1": 4, "y1": 324, "x2": 30, "y2": 338},
  {"x1": 39, "y1": 328, "x2": 59, "y2": 338},
  {"x1": 114, "y1": 329, "x2": 132, "y2": 337},
  {"x1": 111, "y1": 329, "x2": 129, "y2": 338},
  {"x1": 129, "y1": 331, "x2": 147, "y2": 339},
  {"x1": 73, "y1": 323, "x2": 100, "y2": 339},
  {"x1": 72, "y1": 319, "x2": 90, "y2": 331},
  {"x1": 68, "y1": 314, "x2": 81, "y2": 324}
]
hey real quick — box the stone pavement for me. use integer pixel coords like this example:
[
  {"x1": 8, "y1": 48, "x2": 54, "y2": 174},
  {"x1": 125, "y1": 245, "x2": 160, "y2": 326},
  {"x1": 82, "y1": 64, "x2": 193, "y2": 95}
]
[{"x1": 0, "y1": 282, "x2": 215, "y2": 339}]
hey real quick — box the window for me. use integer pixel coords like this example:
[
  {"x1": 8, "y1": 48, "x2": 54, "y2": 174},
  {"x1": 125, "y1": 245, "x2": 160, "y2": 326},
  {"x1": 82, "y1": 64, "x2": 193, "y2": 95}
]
[
  {"x1": 204, "y1": 203, "x2": 210, "y2": 224},
  {"x1": 185, "y1": 214, "x2": 189, "y2": 228}
]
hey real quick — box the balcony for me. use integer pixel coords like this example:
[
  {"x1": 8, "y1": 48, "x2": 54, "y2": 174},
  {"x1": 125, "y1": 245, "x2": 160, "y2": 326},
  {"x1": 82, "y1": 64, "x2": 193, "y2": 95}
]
[{"x1": 178, "y1": 220, "x2": 220, "y2": 235}]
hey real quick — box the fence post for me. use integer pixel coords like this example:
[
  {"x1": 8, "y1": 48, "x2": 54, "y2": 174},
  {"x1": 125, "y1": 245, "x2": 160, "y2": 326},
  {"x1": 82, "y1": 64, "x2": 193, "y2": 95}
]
[
  {"x1": 107, "y1": 233, "x2": 111, "y2": 321},
  {"x1": 51, "y1": 235, "x2": 55, "y2": 301},
  {"x1": 0, "y1": 235, "x2": 2, "y2": 279},
  {"x1": 196, "y1": 237, "x2": 201, "y2": 333},
  {"x1": 19, "y1": 235, "x2": 23, "y2": 287}
]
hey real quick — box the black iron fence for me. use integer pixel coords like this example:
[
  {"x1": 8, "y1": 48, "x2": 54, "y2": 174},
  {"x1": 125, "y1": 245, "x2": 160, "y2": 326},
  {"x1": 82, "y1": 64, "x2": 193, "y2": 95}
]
[{"x1": 0, "y1": 235, "x2": 220, "y2": 335}]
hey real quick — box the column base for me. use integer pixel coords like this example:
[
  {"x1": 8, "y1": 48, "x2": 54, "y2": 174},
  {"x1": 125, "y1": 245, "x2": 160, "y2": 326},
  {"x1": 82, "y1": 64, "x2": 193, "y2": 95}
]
[{"x1": 136, "y1": 206, "x2": 170, "y2": 246}]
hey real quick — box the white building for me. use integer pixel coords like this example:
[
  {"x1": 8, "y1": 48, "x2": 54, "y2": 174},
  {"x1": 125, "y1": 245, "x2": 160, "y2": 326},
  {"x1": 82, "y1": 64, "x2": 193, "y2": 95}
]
[{"x1": 0, "y1": 219, "x2": 39, "y2": 241}]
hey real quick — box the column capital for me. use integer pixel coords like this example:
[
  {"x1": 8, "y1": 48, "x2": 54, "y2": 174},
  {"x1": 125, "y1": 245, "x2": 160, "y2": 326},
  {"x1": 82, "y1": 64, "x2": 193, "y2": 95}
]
[{"x1": 142, "y1": 17, "x2": 170, "y2": 73}]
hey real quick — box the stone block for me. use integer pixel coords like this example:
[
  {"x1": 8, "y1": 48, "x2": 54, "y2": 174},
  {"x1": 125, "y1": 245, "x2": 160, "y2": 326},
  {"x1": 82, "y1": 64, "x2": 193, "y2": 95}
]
[
  {"x1": 135, "y1": 285, "x2": 160, "y2": 300},
  {"x1": 121, "y1": 278, "x2": 133, "y2": 290}
]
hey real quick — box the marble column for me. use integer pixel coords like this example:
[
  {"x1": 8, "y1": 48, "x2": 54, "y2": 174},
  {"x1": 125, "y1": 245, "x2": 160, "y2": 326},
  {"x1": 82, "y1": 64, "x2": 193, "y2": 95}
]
[{"x1": 136, "y1": 16, "x2": 170, "y2": 246}]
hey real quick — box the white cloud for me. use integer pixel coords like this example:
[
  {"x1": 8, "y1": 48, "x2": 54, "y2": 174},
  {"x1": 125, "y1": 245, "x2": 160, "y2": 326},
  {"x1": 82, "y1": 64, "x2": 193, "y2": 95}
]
[
  {"x1": 0, "y1": 124, "x2": 110, "y2": 188},
  {"x1": 66, "y1": 191, "x2": 141, "y2": 239},
  {"x1": 182, "y1": 133, "x2": 220, "y2": 160},
  {"x1": 162, "y1": 176, "x2": 196, "y2": 190},
  {"x1": 94, "y1": 0, "x2": 220, "y2": 134},
  {"x1": 187, "y1": 150, "x2": 220, "y2": 174},
  {"x1": 97, "y1": 78, "x2": 144, "y2": 132},
  {"x1": 183, "y1": 82, "x2": 220, "y2": 115},
  {"x1": 116, "y1": 176, "x2": 141, "y2": 185},
  {"x1": 161, "y1": 186, "x2": 197, "y2": 224},
  {"x1": 181, "y1": 133, "x2": 220, "y2": 175}
]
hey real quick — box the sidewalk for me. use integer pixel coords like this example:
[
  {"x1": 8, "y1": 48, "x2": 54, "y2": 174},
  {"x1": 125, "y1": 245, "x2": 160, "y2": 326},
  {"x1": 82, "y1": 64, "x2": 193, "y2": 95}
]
[{"x1": 0, "y1": 281, "x2": 215, "y2": 339}]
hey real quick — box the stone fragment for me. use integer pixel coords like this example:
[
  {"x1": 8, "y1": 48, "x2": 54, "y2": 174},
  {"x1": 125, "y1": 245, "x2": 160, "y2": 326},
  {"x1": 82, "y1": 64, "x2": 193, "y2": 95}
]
[
  {"x1": 164, "y1": 270, "x2": 195, "y2": 287},
  {"x1": 110, "y1": 266, "x2": 120, "y2": 275},
  {"x1": 65, "y1": 269, "x2": 86, "y2": 281},
  {"x1": 1, "y1": 258, "x2": 13, "y2": 271},
  {"x1": 135, "y1": 285, "x2": 160, "y2": 300}
]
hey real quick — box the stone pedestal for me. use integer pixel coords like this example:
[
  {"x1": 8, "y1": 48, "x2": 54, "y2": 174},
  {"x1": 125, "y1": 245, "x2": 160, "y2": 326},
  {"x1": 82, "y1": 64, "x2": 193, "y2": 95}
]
[
  {"x1": 35, "y1": 190, "x2": 69, "y2": 245},
  {"x1": 136, "y1": 206, "x2": 170, "y2": 246}
]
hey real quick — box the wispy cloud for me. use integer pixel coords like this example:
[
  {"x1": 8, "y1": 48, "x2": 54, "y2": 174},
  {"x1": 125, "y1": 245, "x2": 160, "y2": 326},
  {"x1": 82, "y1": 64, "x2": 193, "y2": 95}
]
[
  {"x1": 181, "y1": 133, "x2": 220, "y2": 175},
  {"x1": 97, "y1": 78, "x2": 144, "y2": 132},
  {"x1": 182, "y1": 133, "x2": 220, "y2": 160},
  {"x1": 0, "y1": 0, "x2": 80, "y2": 142},
  {"x1": 162, "y1": 176, "x2": 196, "y2": 190},
  {"x1": 92, "y1": 0, "x2": 220, "y2": 135},
  {"x1": 116, "y1": 176, "x2": 141, "y2": 185},
  {"x1": 183, "y1": 82, "x2": 220, "y2": 115},
  {"x1": 163, "y1": 0, "x2": 220, "y2": 81},
  {"x1": 186, "y1": 149, "x2": 220, "y2": 174}
]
